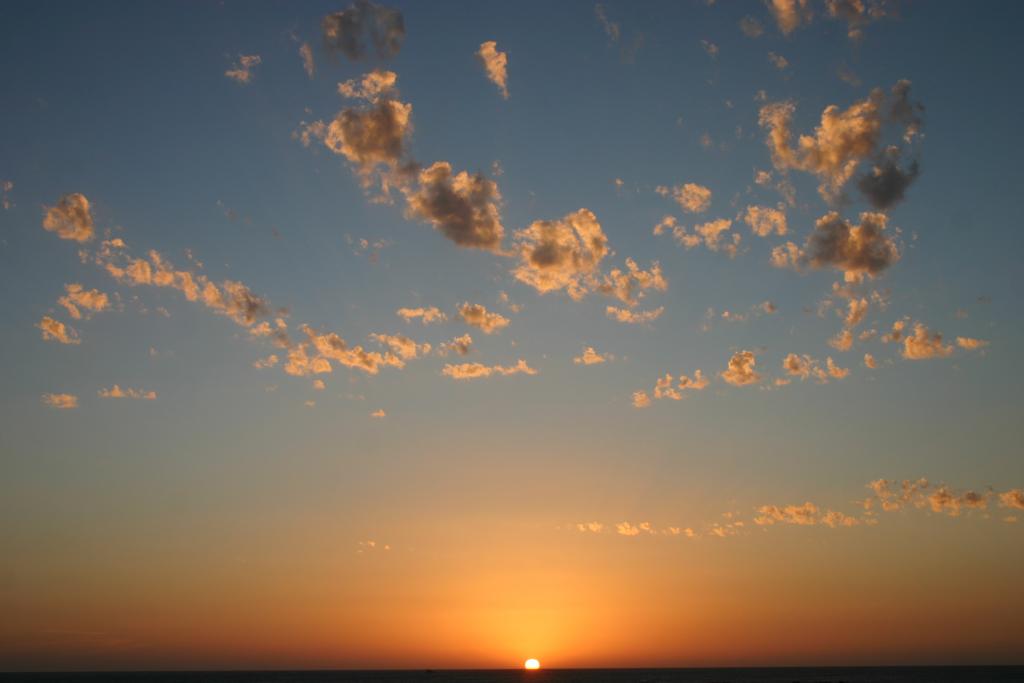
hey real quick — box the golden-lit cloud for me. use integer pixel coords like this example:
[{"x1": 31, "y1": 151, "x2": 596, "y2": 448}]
[
  {"x1": 632, "y1": 390, "x2": 651, "y2": 408},
  {"x1": 1000, "y1": 490, "x2": 1024, "y2": 510},
  {"x1": 956, "y1": 337, "x2": 989, "y2": 351},
  {"x1": 755, "y1": 502, "x2": 819, "y2": 526},
  {"x1": 440, "y1": 333, "x2": 473, "y2": 357},
  {"x1": 301, "y1": 324, "x2": 405, "y2": 374},
  {"x1": 396, "y1": 306, "x2": 447, "y2": 324},
  {"x1": 721, "y1": 351, "x2": 760, "y2": 386},
  {"x1": 37, "y1": 316, "x2": 80, "y2": 345},
  {"x1": 573, "y1": 347, "x2": 610, "y2": 365},
  {"x1": 403, "y1": 161, "x2": 505, "y2": 251},
  {"x1": 782, "y1": 353, "x2": 849, "y2": 383},
  {"x1": 42, "y1": 393, "x2": 78, "y2": 409},
  {"x1": 370, "y1": 409, "x2": 387, "y2": 418},
  {"x1": 322, "y1": 0, "x2": 405, "y2": 62},
  {"x1": 253, "y1": 354, "x2": 279, "y2": 369},
  {"x1": 606, "y1": 305, "x2": 663, "y2": 325},
  {"x1": 742, "y1": 205, "x2": 787, "y2": 237},
  {"x1": 768, "y1": 0, "x2": 810, "y2": 35},
  {"x1": 98, "y1": 385, "x2": 157, "y2": 400},
  {"x1": 477, "y1": 41, "x2": 509, "y2": 99},
  {"x1": 458, "y1": 302, "x2": 509, "y2": 334},
  {"x1": 369, "y1": 333, "x2": 431, "y2": 359},
  {"x1": 863, "y1": 353, "x2": 877, "y2": 369},
  {"x1": 338, "y1": 70, "x2": 398, "y2": 101},
  {"x1": 224, "y1": 54, "x2": 261, "y2": 84},
  {"x1": 772, "y1": 211, "x2": 900, "y2": 279},
  {"x1": 58, "y1": 283, "x2": 110, "y2": 319},
  {"x1": 656, "y1": 216, "x2": 741, "y2": 258},
  {"x1": 599, "y1": 258, "x2": 667, "y2": 306},
  {"x1": 325, "y1": 88, "x2": 414, "y2": 187},
  {"x1": 441, "y1": 359, "x2": 537, "y2": 380},
  {"x1": 298, "y1": 42, "x2": 315, "y2": 78},
  {"x1": 512, "y1": 208, "x2": 608, "y2": 299},
  {"x1": 901, "y1": 323, "x2": 953, "y2": 360},
  {"x1": 656, "y1": 183, "x2": 712, "y2": 213},
  {"x1": 42, "y1": 193, "x2": 94, "y2": 242}
]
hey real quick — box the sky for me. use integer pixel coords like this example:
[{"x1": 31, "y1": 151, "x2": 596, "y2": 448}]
[{"x1": 1, "y1": 0, "x2": 1023, "y2": 672}]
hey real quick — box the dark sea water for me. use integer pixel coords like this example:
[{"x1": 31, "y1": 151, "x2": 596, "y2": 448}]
[{"x1": 3, "y1": 668, "x2": 1023, "y2": 683}]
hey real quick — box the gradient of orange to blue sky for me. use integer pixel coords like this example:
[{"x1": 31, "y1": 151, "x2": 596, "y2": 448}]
[{"x1": 1, "y1": 0, "x2": 1023, "y2": 672}]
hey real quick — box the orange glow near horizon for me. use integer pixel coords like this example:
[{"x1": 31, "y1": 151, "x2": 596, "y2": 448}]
[{"x1": 524, "y1": 658, "x2": 540, "y2": 670}]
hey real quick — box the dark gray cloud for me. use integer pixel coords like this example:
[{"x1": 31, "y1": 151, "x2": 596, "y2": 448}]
[{"x1": 322, "y1": 0, "x2": 405, "y2": 62}]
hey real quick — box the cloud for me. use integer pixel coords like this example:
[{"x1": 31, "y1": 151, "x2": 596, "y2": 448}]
[
  {"x1": 606, "y1": 305, "x2": 663, "y2": 325},
  {"x1": 442, "y1": 359, "x2": 537, "y2": 380},
  {"x1": 721, "y1": 351, "x2": 760, "y2": 386},
  {"x1": 826, "y1": 0, "x2": 890, "y2": 41},
  {"x1": 758, "y1": 82, "x2": 922, "y2": 202},
  {"x1": 927, "y1": 486, "x2": 989, "y2": 517},
  {"x1": 477, "y1": 41, "x2": 509, "y2": 99},
  {"x1": 300, "y1": 324, "x2": 405, "y2": 374},
  {"x1": 956, "y1": 337, "x2": 989, "y2": 351},
  {"x1": 901, "y1": 323, "x2": 953, "y2": 360},
  {"x1": 700, "y1": 40, "x2": 719, "y2": 59},
  {"x1": 458, "y1": 303, "x2": 509, "y2": 334},
  {"x1": 649, "y1": 369, "x2": 709, "y2": 401},
  {"x1": 322, "y1": 0, "x2": 405, "y2": 62},
  {"x1": 598, "y1": 258, "x2": 667, "y2": 306},
  {"x1": 657, "y1": 216, "x2": 741, "y2": 257},
  {"x1": 512, "y1": 208, "x2": 608, "y2": 299},
  {"x1": 742, "y1": 205, "x2": 787, "y2": 237},
  {"x1": 43, "y1": 193, "x2": 94, "y2": 242},
  {"x1": 863, "y1": 353, "x2": 877, "y2": 369},
  {"x1": 37, "y1": 316, "x2": 80, "y2": 345},
  {"x1": 299, "y1": 42, "x2": 315, "y2": 78},
  {"x1": 42, "y1": 393, "x2": 78, "y2": 409},
  {"x1": 632, "y1": 390, "x2": 651, "y2": 408},
  {"x1": 369, "y1": 333, "x2": 431, "y2": 359},
  {"x1": 1000, "y1": 490, "x2": 1024, "y2": 510},
  {"x1": 396, "y1": 306, "x2": 447, "y2": 324},
  {"x1": 253, "y1": 354, "x2": 279, "y2": 369},
  {"x1": 98, "y1": 385, "x2": 156, "y2": 400},
  {"x1": 782, "y1": 353, "x2": 847, "y2": 383},
  {"x1": 778, "y1": 211, "x2": 900, "y2": 279},
  {"x1": 768, "y1": 0, "x2": 810, "y2": 35},
  {"x1": 100, "y1": 245, "x2": 270, "y2": 327},
  {"x1": 755, "y1": 502, "x2": 819, "y2": 526},
  {"x1": 403, "y1": 161, "x2": 505, "y2": 251},
  {"x1": 440, "y1": 333, "x2": 473, "y2": 357},
  {"x1": 863, "y1": 478, "x2": 991, "y2": 517},
  {"x1": 1, "y1": 180, "x2": 12, "y2": 210},
  {"x1": 828, "y1": 329, "x2": 853, "y2": 351},
  {"x1": 656, "y1": 183, "x2": 712, "y2": 213},
  {"x1": 58, "y1": 283, "x2": 110, "y2": 319},
  {"x1": 225, "y1": 54, "x2": 261, "y2": 84},
  {"x1": 371, "y1": 408, "x2": 387, "y2": 418},
  {"x1": 857, "y1": 146, "x2": 920, "y2": 210},
  {"x1": 576, "y1": 521, "x2": 605, "y2": 533},
  {"x1": 248, "y1": 317, "x2": 291, "y2": 348},
  {"x1": 594, "y1": 4, "x2": 620, "y2": 43},
  {"x1": 574, "y1": 346, "x2": 610, "y2": 365},
  {"x1": 338, "y1": 69, "x2": 398, "y2": 101},
  {"x1": 768, "y1": 52, "x2": 789, "y2": 70}
]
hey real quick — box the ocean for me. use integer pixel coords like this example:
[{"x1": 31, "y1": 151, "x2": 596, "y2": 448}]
[{"x1": 2, "y1": 668, "x2": 1022, "y2": 683}]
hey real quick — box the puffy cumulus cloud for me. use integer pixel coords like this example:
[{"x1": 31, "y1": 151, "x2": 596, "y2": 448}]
[
  {"x1": 458, "y1": 302, "x2": 509, "y2": 334},
  {"x1": 224, "y1": 54, "x2": 261, "y2": 84},
  {"x1": 58, "y1": 283, "x2": 109, "y2": 319},
  {"x1": 828, "y1": 329, "x2": 853, "y2": 351},
  {"x1": 283, "y1": 343, "x2": 333, "y2": 377},
  {"x1": 512, "y1": 209, "x2": 608, "y2": 299},
  {"x1": 322, "y1": 0, "x2": 405, "y2": 62},
  {"x1": 98, "y1": 385, "x2": 156, "y2": 400},
  {"x1": 396, "y1": 306, "x2": 447, "y2": 324},
  {"x1": 782, "y1": 353, "x2": 814, "y2": 380},
  {"x1": 1000, "y1": 489, "x2": 1024, "y2": 510},
  {"x1": 403, "y1": 161, "x2": 504, "y2": 251},
  {"x1": 901, "y1": 323, "x2": 953, "y2": 360},
  {"x1": 606, "y1": 305, "x2": 663, "y2": 325},
  {"x1": 632, "y1": 390, "x2": 651, "y2": 408},
  {"x1": 369, "y1": 332, "x2": 431, "y2": 359},
  {"x1": 440, "y1": 333, "x2": 473, "y2": 357},
  {"x1": 754, "y1": 502, "x2": 819, "y2": 526},
  {"x1": 477, "y1": 41, "x2": 509, "y2": 99},
  {"x1": 575, "y1": 521, "x2": 605, "y2": 533},
  {"x1": 441, "y1": 358, "x2": 537, "y2": 380},
  {"x1": 857, "y1": 146, "x2": 920, "y2": 210},
  {"x1": 742, "y1": 205, "x2": 787, "y2": 237},
  {"x1": 299, "y1": 42, "x2": 315, "y2": 78},
  {"x1": 782, "y1": 353, "x2": 848, "y2": 383},
  {"x1": 657, "y1": 216, "x2": 741, "y2": 258},
  {"x1": 881, "y1": 318, "x2": 907, "y2": 344},
  {"x1": 769, "y1": 240, "x2": 804, "y2": 270},
  {"x1": 649, "y1": 369, "x2": 709, "y2": 401},
  {"x1": 574, "y1": 346, "x2": 611, "y2": 365},
  {"x1": 956, "y1": 336, "x2": 989, "y2": 351},
  {"x1": 656, "y1": 183, "x2": 712, "y2": 213},
  {"x1": 864, "y1": 477, "x2": 931, "y2": 512},
  {"x1": 42, "y1": 393, "x2": 78, "y2": 409},
  {"x1": 100, "y1": 246, "x2": 270, "y2": 327},
  {"x1": 768, "y1": 0, "x2": 811, "y2": 35},
  {"x1": 323, "y1": 86, "x2": 414, "y2": 188},
  {"x1": 37, "y1": 316, "x2": 80, "y2": 345},
  {"x1": 826, "y1": 356, "x2": 850, "y2": 379},
  {"x1": 863, "y1": 353, "x2": 877, "y2": 369},
  {"x1": 843, "y1": 297, "x2": 870, "y2": 328},
  {"x1": 598, "y1": 258, "x2": 667, "y2": 306},
  {"x1": 820, "y1": 510, "x2": 861, "y2": 528},
  {"x1": 616, "y1": 521, "x2": 655, "y2": 537},
  {"x1": 300, "y1": 324, "x2": 405, "y2": 375},
  {"x1": 797, "y1": 211, "x2": 900, "y2": 279},
  {"x1": 721, "y1": 350, "x2": 760, "y2": 386},
  {"x1": 43, "y1": 193, "x2": 94, "y2": 242}
]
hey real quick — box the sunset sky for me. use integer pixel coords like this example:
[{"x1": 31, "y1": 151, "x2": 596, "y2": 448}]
[{"x1": 2, "y1": 0, "x2": 1023, "y2": 671}]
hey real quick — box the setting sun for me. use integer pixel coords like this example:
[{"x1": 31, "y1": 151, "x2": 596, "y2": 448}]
[{"x1": 524, "y1": 658, "x2": 541, "y2": 670}]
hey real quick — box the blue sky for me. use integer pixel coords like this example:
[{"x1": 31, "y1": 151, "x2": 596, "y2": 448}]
[{"x1": 1, "y1": 0, "x2": 1023, "y2": 669}]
